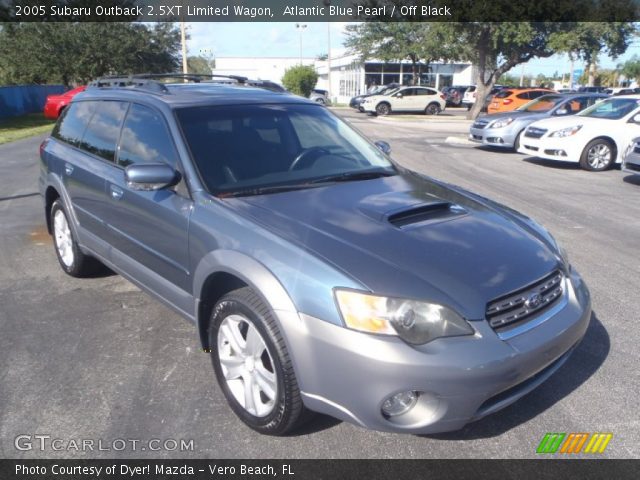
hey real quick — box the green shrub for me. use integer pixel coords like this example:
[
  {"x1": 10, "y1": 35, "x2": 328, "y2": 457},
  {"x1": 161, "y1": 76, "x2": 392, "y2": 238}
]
[{"x1": 281, "y1": 65, "x2": 318, "y2": 97}]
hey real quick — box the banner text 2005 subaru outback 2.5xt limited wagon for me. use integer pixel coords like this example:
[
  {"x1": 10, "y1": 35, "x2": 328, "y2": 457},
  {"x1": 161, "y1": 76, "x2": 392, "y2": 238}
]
[{"x1": 39, "y1": 74, "x2": 591, "y2": 435}]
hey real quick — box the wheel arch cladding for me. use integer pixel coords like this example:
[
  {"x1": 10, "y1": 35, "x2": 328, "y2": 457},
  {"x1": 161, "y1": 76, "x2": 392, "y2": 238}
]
[
  {"x1": 194, "y1": 250, "x2": 299, "y2": 351},
  {"x1": 45, "y1": 186, "x2": 60, "y2": 234}
]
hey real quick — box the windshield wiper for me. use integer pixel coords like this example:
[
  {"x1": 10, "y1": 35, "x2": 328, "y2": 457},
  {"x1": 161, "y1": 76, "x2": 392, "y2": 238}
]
[
  {"x1": 218, "y1": 183, "x2": 319, "y2": 198},
  {"x1": 308, "y1": 169, "x2": 397, "y2": 185}
]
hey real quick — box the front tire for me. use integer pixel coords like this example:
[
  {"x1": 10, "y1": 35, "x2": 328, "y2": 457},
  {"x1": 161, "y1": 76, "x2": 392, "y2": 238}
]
[
  {"x1": 513, "y1": 130, "x2": 523, "y2": 152},
  {"x1": 580, "y1": 139, "x2": 615, "y2": 171},
  {"x1": 209, "y1": 287, "x2": 310, "y2": 435},
  {"x1": 376, "y1": 102, "x2": 391, "y2": 116},
  {"x1": 50, "y1": 199, "x2": 101, "y2": 277}
]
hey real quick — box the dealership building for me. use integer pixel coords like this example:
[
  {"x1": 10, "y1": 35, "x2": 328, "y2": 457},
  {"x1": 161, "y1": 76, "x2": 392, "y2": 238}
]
[{"x1": 212, "y1": 54, "x2": 474, "y2": 104}]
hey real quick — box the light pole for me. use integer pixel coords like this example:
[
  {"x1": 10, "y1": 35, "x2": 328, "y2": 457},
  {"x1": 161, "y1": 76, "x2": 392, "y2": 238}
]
[
  {"x1": 296, "y1": 23, "x2": 307, "y2": 64},
  {"x1": 323, "y1": 0, "x2": 332, "y2": 102}
]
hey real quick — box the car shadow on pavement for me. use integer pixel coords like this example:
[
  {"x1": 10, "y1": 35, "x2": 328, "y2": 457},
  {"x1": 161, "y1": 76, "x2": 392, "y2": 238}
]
[
  {"x1": 521, "y1": 157, "x2": 581, "y2": 170},
  {"x1": 287, "y1": 413, "x2": 342, "y2": 436},
  {"x1": 423, "y1": 311, "x2": 609, "y2": 440},
  {"x1": 622, "y1": 174, "x2": 640, "y2": 185}
]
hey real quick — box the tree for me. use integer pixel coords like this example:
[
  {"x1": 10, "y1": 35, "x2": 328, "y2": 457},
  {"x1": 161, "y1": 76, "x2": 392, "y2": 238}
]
[
  {"x1": 281, "y1": 65, "x2": 318, "y2": 97},
  {"x1": 345, "y1": 23, "x2": 455, "y2": 85},
  {"x1": 187, "y1": 56, "x2": 214, "y2": 75},
  {"x1": 431, "y1": 22, "x2": 636, "y2": 119},
  {"x1": 548, "y1": 22, "x2": 636, "y2": 86},
  {"x1": 0, "y1": 23, "x2": 181, "y2": 86},
  {"x1": 619, "y1": 56, "x2": 640, "y2": 85}
]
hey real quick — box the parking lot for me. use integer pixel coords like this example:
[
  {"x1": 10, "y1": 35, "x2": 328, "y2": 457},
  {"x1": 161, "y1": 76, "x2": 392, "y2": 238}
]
[{"x1": 0, "y1": 107, "x2": 638, "y2": 459}]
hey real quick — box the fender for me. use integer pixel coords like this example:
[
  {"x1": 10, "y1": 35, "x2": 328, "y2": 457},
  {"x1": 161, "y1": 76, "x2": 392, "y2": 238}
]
[
  {"x1": 193, "y1": 249, "x2": 302, "y2": 347},
  {"x1": 44, "y1": 172, "x2": 81, "y2": 239}
]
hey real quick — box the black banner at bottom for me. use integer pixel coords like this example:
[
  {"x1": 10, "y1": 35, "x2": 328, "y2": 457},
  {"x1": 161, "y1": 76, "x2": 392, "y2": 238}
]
[{"x1": 1, "y1": 459, "x2": 638, "y2": 480}]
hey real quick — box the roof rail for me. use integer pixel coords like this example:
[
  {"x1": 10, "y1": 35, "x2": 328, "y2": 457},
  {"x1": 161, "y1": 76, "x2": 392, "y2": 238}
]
[
  {"x1": 133, "y1": 73, "x2": 249, "y2": 84},
  {"x1": 88, "y1": 76, "x2": 170, "y2": 93},
  {"x1": 88, "y1": 73, "x2": 250, "y2": 93}
]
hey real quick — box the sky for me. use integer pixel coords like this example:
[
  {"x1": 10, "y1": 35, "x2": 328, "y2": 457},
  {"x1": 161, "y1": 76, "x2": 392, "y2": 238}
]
[{"x1": 186, "y1": 22, "x2": 640, "y2": 78}]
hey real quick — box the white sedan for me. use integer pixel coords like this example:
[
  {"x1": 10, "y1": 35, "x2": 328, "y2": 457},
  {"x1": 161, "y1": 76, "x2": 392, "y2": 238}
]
[
  {"x1": 517, "y1": 95, "x2": 640, "y2": 171},
  {"x1": 362, "y1": 86, "x2": 447, "y2": 116}
]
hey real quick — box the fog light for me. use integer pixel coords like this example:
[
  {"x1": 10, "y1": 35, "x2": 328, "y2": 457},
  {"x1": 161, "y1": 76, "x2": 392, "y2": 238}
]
[{"x1": 381, "y1": 391, "x2": 418, "y2": 417}]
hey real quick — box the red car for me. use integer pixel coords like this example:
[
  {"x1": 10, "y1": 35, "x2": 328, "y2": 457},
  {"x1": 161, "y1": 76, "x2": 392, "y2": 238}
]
[{"x1": 43, "y1": 86, "x2": 86, "y2": 119}]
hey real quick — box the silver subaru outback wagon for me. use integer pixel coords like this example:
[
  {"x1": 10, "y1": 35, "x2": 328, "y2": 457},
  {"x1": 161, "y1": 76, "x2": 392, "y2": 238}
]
[{"x1": 39, "y1": 75, "x2": 591, "y2": 435}]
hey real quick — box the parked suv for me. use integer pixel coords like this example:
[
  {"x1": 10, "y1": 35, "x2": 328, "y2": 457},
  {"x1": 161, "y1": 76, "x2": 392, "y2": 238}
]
[
  {"x1": 362, "y1": 86, "x2": 446, "y2": 115},
  {"x1": 40, "y1": 74, "x2": 591, "y2": 436},
  {"x1": 309, "y1": 89, "x2": 331, "y2": 105}
]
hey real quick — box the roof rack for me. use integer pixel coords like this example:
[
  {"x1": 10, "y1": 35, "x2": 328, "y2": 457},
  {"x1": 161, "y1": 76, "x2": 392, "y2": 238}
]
[{"x1": 88, "y1": 73, "x2": 249, "y2": 93}]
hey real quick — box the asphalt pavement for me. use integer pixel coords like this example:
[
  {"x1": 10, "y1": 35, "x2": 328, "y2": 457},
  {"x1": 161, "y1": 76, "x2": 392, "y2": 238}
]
[{"x1": 0, "y1": 110, "x2": 638, "y2": 459}]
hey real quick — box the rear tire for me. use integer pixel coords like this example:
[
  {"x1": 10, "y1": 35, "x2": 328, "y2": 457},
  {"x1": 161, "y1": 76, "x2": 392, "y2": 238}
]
[
  {"x1": 425, "y1": 103, "x2": 441, "y2": 115},
  {"x1": 579, "y1": 139, "x2": 615, "y2": 171},
  {"x1": 209, "y1": 287, "x2": 312, "y2": 435},
  {"x1": 50, "y1": 199, "x2": 102, "y2": 277}
]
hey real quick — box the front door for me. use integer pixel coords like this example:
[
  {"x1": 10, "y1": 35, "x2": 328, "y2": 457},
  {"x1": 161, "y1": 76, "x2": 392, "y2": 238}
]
[{"x1": 103, "y1": 103, "x2": 193, "y2": 312}]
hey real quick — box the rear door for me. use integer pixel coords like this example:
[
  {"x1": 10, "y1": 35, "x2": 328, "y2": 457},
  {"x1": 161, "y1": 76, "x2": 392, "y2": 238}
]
[
  {"x1": 391, "y1": 88, "x2": 416, "y2": 111},
  {"x1": 415, "y1": 88, "x2": 439, "y2": 110},
  {"x1": 103, "y1": 103, "x2": 193, "y2": 308},
  {"x1": 49, "y1": 100, "x2": 128, "y2": 256}
]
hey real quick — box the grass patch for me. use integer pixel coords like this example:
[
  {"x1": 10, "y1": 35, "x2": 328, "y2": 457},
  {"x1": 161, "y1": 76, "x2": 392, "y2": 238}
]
[{"x1": 0, "y1": 114, "x2": 55, "y2": 145}]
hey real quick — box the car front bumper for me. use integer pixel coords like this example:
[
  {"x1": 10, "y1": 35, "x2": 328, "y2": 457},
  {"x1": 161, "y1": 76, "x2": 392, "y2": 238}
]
[
  {"x1": 469, "y1": 125, "x2": 519, "y2": 148},
  {"x1": 517, "y1": 134, "x2": 584, "y2": 162},
  {"x1": 622, "y1": 153, "x2": 640, "y2": 174},
  {"x1": 283, "y1": 268, "x2": 591, "y2": 434}
]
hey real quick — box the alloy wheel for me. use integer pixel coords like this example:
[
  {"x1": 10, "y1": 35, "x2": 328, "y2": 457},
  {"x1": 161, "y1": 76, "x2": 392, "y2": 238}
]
[
  {"x1": 53, "y1": 209, "x2": 74, "y2": 267},
  {"x1": 216, "y1": 314, "x2": 278, "y2": 417}
]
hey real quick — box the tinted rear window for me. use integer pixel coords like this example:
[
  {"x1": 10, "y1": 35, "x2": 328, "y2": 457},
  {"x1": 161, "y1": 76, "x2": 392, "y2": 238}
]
[
  {"x1": 80, "y1": 101, "x2": 128, "y2": 162},
  {"x1": 51, "y1": 101, "x2": 95, "y2": 147},
  {"x1": 495, "y1": 91, "x2": 513, "y2": 98}
]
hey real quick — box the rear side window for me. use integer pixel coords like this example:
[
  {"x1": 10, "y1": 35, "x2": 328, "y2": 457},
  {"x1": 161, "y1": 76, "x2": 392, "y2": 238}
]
[
  {"x1": 516, "y1": 92, "x2": 530, "y2": 99},
  {"x1": 118, "y1": 104, "x2": 178, "y2": 168},
  {"x1": 417, "y1": 88, "x2": 437, "y2": 96},
  {"x1": 528, "y1": 91, "x2": 548, "y2": 99},
  {"x1": 80, "y1": 101, "x2": 128, "y2": 162},
  {"x1": 51, "y1": 101, "x2": 96, "y2": 147}
]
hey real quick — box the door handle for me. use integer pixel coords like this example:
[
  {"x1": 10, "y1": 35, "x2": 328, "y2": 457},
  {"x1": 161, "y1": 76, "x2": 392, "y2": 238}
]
[
  {"x1": 64, "y1": 163, "x2": 74, "y2": 175},
  {"x1": 109, "y1": 185, "x2": 124, "y2": 200}
]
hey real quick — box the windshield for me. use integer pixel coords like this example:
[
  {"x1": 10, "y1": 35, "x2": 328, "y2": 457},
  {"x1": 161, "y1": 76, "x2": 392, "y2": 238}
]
[
  {"x1": 517, "y1": 95, "x2": 565, "y2": 112},
  {"x1": 176, "y1": 104, "x2": 395, "y2": 195},
  {"x1": 578, "y1": 97, "x2": 640, "y2": 120}
]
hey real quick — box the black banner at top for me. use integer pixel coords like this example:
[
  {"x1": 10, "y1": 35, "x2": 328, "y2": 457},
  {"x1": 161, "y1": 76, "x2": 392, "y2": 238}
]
[{"x1": 1, "y1": 0, "x2": 639, "y2": 22}]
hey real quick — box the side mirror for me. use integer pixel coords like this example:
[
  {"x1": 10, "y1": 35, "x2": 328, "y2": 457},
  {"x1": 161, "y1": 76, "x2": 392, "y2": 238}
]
[
  {"x1": 394, "y1": 93, "x2": 403, "y2": 98},
  {"x1": 125, "y1": 163, "x2": 179, "y2": 191},
  {"x1": 374, "y1": 140, "x2": 391, "y2": 155},
  {"x1": 555, "y1": 108, "x2": 569, "y2": 116}
]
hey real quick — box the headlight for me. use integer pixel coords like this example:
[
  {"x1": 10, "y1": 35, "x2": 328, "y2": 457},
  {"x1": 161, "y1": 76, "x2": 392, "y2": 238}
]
[
  {"x1": 549, "y1": 125, "x2": 582, "y2": 137},
  {"x1": 489, "y1": 117, "x2": 514, "y2": 128},
  {"x1": 334, "y1": 289, "x2": 474, "y2": 345}
]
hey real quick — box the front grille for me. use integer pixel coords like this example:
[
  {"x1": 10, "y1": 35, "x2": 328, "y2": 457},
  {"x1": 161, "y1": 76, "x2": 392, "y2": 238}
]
[
  {"x1": 472, "y1": 119, "x2": 490, "y2": 129},
  {"x1": 524, "y1": 127, "x2": 547, "y2": 139},
  {"x1": 486, "y1": 270, "x2": 564, "y2": 331}
]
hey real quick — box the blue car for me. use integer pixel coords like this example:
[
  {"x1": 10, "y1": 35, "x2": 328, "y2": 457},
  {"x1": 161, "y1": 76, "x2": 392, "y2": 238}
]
[{"x1": 39, "y1": 74, "x2": 591, "y2": 435}]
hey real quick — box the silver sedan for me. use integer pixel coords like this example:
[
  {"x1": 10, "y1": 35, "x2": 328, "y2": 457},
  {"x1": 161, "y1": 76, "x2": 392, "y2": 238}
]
[{"x1": 469, "y1": 93, "x2": 608, "y2": 151}]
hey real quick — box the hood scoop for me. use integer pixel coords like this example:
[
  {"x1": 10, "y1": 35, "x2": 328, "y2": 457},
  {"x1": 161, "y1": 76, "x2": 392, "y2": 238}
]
[{"x1": 387, "y1": 202, "x2": 466, "y2": 228}]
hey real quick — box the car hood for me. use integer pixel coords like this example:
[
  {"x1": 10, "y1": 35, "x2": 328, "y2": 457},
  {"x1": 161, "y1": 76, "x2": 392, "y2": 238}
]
[
  {"x1": 527, "y1": 114, "x2": 605, "y2": 131},
  {"x1": 483, "y1": 110, "x2": 550, "y2": 123},
  {"x1": 227, "y1": 173, "x2": 562, "y2": 320}
]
